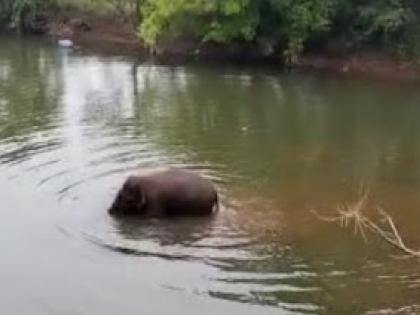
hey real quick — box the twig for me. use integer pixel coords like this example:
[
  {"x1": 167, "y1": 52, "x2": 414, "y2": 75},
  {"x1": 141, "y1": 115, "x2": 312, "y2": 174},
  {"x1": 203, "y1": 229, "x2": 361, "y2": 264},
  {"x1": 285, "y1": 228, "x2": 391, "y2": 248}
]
[{"x1": 312, "y1": 191, "x2": 420, "y2": 259}]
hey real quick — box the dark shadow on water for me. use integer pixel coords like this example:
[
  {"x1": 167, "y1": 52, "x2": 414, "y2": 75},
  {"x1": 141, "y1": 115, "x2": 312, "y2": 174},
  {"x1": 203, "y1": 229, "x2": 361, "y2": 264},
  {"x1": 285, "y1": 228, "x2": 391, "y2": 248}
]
[
  {"x1": 112, "y1": 215, "x2": 216, "y2": 246},
  {"x1": 84, "y1": 214, "x2": 232, "y2": 261}
]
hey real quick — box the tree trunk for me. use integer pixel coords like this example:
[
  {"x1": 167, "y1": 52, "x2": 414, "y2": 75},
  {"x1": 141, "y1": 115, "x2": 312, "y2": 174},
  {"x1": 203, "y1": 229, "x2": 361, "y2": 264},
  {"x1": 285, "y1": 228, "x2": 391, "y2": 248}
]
[{"x1": 135, "y1": 0, "x2": 143, "y2": 26}]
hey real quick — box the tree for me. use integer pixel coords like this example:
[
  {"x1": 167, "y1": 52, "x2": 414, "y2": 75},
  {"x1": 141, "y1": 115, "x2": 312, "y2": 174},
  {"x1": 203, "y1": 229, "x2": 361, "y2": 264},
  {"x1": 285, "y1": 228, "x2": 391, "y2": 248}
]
[
  {"x1": 139, "y1": 0, "x2": 331, "y2": 63},
  {"x1": 139, "y1": 0, "x2": 257, "y2": 46},
  {"x1": 329, "y1": 0, "x2": 417, "y2": 51},
  {"x1": 0, "y1": 0, "x2": 47, "y2": 33}
]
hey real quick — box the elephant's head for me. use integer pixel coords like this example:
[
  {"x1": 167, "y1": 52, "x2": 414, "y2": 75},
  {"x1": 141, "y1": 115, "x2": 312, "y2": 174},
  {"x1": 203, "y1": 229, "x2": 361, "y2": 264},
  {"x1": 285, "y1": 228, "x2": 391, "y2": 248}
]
[{"x1": 109, "y1": 176, "x2": 146, "y2": 216}]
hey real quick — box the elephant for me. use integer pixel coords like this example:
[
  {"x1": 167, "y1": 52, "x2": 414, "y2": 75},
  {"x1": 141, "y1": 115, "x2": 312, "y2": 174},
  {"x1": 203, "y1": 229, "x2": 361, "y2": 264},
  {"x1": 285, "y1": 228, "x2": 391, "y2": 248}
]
[{"x1": 109, "y1": 168, "x2": 219, "y2": 217}]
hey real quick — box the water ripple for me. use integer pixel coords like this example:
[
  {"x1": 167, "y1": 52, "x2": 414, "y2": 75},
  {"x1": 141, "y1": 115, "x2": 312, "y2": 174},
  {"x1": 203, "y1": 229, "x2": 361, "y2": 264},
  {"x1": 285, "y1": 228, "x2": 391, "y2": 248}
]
[{"x1": 1, "y1": 44, "x2": 420, "y2": 314}]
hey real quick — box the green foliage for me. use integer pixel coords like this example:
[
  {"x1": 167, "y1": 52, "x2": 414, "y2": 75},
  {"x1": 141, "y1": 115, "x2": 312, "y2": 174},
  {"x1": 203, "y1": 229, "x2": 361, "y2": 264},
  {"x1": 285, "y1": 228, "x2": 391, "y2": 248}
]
[
  {"x1": 258, "y1": 0, "x2": 331, "y2": 64},
  {"x1": 1, "y1": 0, "x2": 420, "y2": 61},
  {"x1": 0, "y1": 0, "x2": 48, "y2": 31},
  {"x1": 139, "y1": 0, "x2": 330, "y2": 63},
  {"x1": 0, "y1": 0, "x2": 141, "y2": 29},
  {"x1": 139, "y1": 0, "x2": 420, "y2": 62},
  {"x1": 329, "y1": 0, "x2": 417, "y2": 51},
  {"x1": 139, "y1": 0, "x2": 258, "y2": 45}
]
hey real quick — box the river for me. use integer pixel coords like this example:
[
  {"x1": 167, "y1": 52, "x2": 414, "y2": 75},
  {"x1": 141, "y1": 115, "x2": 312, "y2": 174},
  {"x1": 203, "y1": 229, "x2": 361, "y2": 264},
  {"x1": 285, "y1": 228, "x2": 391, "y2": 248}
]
[{"x1": 1, "y1": 35, "x2": 420, "y2": 314}]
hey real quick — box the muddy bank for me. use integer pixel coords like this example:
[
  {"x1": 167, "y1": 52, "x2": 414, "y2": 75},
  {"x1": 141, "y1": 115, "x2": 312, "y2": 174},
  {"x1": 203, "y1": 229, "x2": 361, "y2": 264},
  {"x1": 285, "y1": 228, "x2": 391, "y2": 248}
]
[
  {"x1": 300, "y1": 53, "x2": 420, "y2": 81},
  {"x1": 46, "y1": 13, "x2": 276, "y2": 64},
  {"x1": 46, "y1": 12, "x2": 146, "y2": 56},
  {"x1": 23, "y1": 12, "x2": 420, "y2": 79}
]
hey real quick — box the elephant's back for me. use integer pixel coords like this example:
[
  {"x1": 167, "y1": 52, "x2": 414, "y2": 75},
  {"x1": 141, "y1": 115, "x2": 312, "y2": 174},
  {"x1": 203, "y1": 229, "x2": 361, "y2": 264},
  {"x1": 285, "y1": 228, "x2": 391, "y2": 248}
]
[
  {"x1": 145, "y1": 169, "x2": 217, "y2": 216},
  {"x1": 150, "y1": 169, "x2": 214, "y2": 191}
]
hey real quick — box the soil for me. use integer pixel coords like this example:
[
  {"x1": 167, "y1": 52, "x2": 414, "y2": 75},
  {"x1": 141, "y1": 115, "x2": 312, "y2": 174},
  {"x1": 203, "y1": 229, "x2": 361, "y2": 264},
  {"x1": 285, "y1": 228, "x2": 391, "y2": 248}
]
[
  {"x1": 38, "y1": 12, "x2": 420, "y2": 80},
  {"x1": 47, "y1": 12, "x2": 146, "y2": 56},
  {"x1": 300, "y1": 53, "x2": 420, "y2": 81}
]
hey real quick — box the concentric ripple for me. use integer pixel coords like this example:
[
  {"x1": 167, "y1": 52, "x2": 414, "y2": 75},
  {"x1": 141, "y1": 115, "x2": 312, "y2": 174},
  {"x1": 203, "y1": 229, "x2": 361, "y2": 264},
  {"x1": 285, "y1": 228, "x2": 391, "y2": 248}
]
[{"x1": 1, "y1": 36, "x2": 420, "y2": 314}]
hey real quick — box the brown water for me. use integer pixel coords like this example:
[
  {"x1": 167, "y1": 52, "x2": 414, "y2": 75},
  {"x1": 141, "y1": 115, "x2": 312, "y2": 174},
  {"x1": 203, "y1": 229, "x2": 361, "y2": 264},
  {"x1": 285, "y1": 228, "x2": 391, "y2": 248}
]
[{"x1": 1, "y1": 36, "x2": 420, "y2": 315}]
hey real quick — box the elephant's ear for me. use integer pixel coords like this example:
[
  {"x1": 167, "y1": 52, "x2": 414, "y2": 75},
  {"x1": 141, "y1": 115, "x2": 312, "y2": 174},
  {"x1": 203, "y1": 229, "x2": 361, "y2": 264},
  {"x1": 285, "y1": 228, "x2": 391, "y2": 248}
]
[
  {"x1": 124, "y1": 176, "x2": 146, "y2": 209},
  {"x1": 123, "y1": 176, "x2": 141, "y2": 197}
]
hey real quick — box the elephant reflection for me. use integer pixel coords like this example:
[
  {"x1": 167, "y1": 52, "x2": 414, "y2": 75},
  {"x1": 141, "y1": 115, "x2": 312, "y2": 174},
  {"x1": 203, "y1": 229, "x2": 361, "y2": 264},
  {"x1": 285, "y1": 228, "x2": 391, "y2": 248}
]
[{"x1": 111, "y1": 215, "x2": 216, "y2": 247}]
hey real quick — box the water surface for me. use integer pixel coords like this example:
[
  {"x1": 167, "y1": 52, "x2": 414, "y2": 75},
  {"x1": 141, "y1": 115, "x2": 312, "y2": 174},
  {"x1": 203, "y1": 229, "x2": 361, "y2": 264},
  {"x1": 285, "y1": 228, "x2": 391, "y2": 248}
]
[{"x1": 1, "y1": 36, "x2": 420, "y2": 315}]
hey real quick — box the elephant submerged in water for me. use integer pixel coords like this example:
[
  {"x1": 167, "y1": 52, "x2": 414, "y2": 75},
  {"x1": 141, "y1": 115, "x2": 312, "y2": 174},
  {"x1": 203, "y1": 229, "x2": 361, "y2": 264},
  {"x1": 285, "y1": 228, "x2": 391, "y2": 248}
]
[{"x1": 109, "y1": 169, "x2": 219, "y2": 217}]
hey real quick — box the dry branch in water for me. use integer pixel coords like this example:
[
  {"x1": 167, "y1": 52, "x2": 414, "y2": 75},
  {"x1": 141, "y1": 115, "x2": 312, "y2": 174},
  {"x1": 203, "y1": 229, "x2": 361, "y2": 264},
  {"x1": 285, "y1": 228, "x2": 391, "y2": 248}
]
[{"x1": 312, "y1": 191, "x2": 420, "y2": 259}]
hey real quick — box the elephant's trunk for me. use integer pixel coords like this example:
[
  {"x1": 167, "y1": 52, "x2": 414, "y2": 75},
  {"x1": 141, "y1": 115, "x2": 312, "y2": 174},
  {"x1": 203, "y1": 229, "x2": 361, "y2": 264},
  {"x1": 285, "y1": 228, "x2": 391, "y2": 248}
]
[
  {"x1": 108, "y1": 194, "x2": 122, "y2": 215},
  {"x1": 212, "y1": 193, "x2": 220, "y2": 213}
]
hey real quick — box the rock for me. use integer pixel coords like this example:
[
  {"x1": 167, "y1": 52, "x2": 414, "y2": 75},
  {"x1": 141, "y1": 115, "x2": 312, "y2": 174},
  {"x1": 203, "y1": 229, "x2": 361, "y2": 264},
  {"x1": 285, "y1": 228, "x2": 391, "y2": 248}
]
[{"x1": 58, "y1": 39, "x2": 74, "y2": 48}]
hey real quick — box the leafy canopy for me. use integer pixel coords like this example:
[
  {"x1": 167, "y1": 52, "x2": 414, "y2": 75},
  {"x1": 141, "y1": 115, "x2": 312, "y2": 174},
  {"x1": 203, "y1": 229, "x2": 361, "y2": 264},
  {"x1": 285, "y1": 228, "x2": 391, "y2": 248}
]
[
  {"x1": 139, "y1": 0, "x2": 419, "y2": 61},
  {"x1": 1, "y1": 0, "x2": 419, "y2": 61}
]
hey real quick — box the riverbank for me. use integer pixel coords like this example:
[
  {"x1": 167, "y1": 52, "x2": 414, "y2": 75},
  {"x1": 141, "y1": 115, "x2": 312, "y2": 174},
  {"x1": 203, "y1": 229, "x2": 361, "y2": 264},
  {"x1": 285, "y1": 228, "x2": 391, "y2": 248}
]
[
  {"x1": 46, "y1": 12, "x2": 146, "y2": 56},
  {"x1": 21, "y1": 12, "x2": 420, "y2": 80},
  {"x1": 300, "y1": 53, "x2": 420, "y2": 81}
]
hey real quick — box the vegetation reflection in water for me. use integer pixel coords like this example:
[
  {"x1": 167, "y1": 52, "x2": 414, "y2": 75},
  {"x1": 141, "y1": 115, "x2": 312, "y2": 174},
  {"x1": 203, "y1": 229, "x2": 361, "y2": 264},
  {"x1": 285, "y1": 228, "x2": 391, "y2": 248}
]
[{"x1": 1, "y1": 36, "x2": 420, "y2": 314}]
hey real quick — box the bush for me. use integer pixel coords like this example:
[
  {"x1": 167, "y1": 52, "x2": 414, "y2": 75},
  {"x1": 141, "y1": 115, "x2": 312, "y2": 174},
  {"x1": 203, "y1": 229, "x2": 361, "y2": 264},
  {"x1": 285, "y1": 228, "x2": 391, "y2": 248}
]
[
  {"x1": 1, "y1": 0, "x2": 419, "y2": 61},
  {"x1": 139, "y1": 0, "x2": 258, "y2": 45},
  {"x1": 0, "y1": 0, "x2": 47, "y2": 31},
  {"x1": 139, "y1": 0, "x2": 420, "y2": 62},
  {"x1": 139, "y1": 0, "x2": 330, "y2": 63}
]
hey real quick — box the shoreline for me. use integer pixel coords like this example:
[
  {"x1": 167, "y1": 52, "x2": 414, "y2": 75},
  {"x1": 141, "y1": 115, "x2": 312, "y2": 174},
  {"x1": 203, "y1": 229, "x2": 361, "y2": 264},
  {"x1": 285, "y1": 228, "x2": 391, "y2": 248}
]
[
  {"x1": 300, "y1": 53, "x2": 420, "y2": 81},
  {"x1": 15, "y1": 12, "x2": 420, "y2": 80}
]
